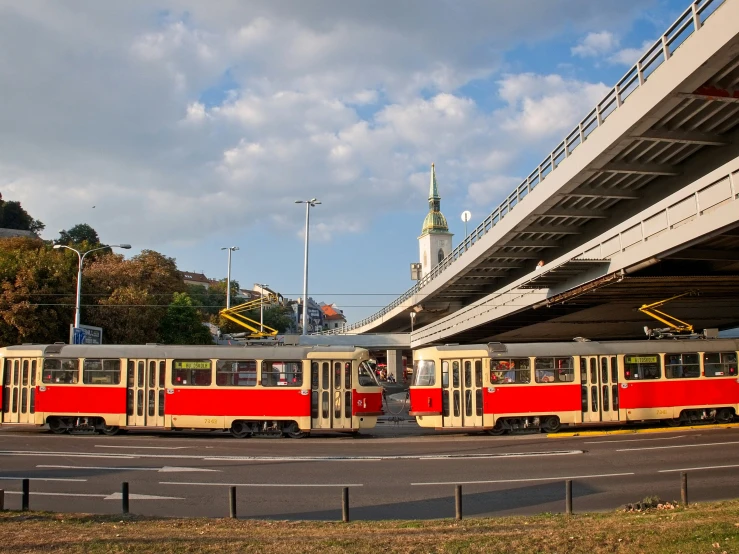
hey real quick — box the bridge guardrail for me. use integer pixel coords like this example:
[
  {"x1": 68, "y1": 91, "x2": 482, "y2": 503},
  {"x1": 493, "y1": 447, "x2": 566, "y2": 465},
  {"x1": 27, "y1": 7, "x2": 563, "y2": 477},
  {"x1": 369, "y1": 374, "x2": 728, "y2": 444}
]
[{"x1": 317, "y1": 0, "x2": 726, "y2": 336}]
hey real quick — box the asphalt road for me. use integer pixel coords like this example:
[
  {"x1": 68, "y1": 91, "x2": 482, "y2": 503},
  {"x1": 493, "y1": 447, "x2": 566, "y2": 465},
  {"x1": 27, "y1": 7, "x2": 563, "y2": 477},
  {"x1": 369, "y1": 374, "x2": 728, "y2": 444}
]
[{"x1": 1, "y1": 423, "x2": 739, "y2": 520}]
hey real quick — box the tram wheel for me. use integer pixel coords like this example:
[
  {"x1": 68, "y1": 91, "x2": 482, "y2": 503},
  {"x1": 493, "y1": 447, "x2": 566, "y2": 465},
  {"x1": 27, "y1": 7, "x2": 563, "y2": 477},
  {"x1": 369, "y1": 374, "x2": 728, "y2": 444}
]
[
  {"x1": 487, "y1": 421, "x2": 506, "y2": 436},
  {"x1": 283, "y1": 422, "x2": 307, "y2": 439},
  {"x1": 48, "y1": 418, "x2": 67, "y2": 434},
  {"x1": 664, "y1": 418, "x2": 682, "y2": 427},
  {"x1": 716, "y1": 408, "x2": 734, "y2": 424},
  {"x1": 100, "y1": 425, "x2": 120, "y2": 436},
  {"x1": 541, "y1": 416, "x2": 561, "y2": 434},
  {"x1": 229, "y1": 422, "x2": 251, "y2": 439}
]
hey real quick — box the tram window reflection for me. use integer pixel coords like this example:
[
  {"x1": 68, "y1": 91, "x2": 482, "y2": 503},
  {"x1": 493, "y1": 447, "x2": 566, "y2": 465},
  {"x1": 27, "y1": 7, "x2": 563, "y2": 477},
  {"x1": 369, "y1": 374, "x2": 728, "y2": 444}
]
[
  {"x1": 412, "y1": 360, "x2": 436, "y2": 386},
  {"x1": 704, "y1": 352, "x2": 738, "y2": 377},
  {"x1": 534, "y1": 357, "x2": 574, "y2": 383},
  {"x1": 82, "y1": 359, "x2": 121, "y2": 384},
  {"x1": 216, "y1": 360, "x2": 256, "y2": 386},
  {"x1": 42, "y1": 358, "x2": 79, "y2": 384},
  {"x1": 358, "y1": 361, "x2": 379, "y2": 387},
  {"x1": 490, "y1": 358, "x2": 530, "y2": 384},
  {"x1": 262, "y1": 361, "x2": 302, "y2": 387},
  {"x1": 665, "y1": 353, "x2": 700, "y2": 379},
  {"x1": 624, "y1": 355, "x2": 661, "y2": 380}
]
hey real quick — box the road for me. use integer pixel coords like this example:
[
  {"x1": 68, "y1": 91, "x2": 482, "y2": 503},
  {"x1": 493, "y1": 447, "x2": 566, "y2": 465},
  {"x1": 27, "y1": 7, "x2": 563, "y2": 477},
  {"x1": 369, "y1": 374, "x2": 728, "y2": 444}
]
[{"x1": 1, "y1": 423, "x2": 739, "y2": 520}]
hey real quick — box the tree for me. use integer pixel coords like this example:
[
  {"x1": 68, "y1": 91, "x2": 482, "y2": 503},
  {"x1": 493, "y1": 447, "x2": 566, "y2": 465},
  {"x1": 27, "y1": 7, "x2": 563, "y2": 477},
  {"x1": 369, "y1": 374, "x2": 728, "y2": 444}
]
[
  {"x1": 159, "y1": 292, "x2": 213, "y2": 345},
  {"x1": 57, "y1": 223, "x2": 100, "y2": 246},
  {"x1": 0, "y1": 193, "x2": 45, "y2": 233}
]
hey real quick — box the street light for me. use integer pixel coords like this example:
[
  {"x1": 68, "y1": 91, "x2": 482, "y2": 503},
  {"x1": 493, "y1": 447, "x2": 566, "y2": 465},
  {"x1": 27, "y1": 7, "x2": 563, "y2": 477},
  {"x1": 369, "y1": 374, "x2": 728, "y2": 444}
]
[
  {"x1": 295, "y1": 198, "x2": 321, "y2": 335},
  {"x1": 258, "y1": 283, "x2": 269, "y2": 333},
  {"x1": 53, "y1": 243, "x2": 132, "y2": 328},
  {"x1": 220, "y1": 246, "x2": 239, "y2": 310},
  {"x1": 410, "y1": 311, "x2": 417, "y2": 333}
]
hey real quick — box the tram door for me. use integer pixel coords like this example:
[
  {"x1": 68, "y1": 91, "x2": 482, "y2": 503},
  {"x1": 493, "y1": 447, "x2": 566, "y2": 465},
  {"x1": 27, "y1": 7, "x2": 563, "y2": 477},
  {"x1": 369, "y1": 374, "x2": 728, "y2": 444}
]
[
  {"x1": 127, "y1": 359, "x2": 166, "y2": 427},
  {"x1": 310, "y1": 360, "x2": 352, "y2": 430},
  {"x1": 580, "y1": 356, "x2": 620, "y2": 423},
  {"x1": 1, "y1": 358, "x2": 37, "y2": 424},
  {"x1": 442, "y1": 359, "x2": 483, "y2": 428}
]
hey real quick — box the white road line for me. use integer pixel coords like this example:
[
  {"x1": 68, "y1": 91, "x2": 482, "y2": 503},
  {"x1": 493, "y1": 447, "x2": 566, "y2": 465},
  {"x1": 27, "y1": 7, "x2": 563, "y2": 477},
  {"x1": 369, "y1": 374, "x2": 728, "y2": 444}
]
[
  {"x1": 0, "y1": 452, "x2": 135, "y2": 459},
  {"x1": 585, "y1": 435, "x2": 687, "y2": 444},
  {"x1": 4, "y1": 491, "x2": 104, "y2": 498},
  {"x1": 95, "y1": 445, "x2": 189, "y2": 450},
  {"x1": 421, "y1": 451, "x2": 582, "y2": 461},
  {"x1": 160, "y1": 481, "x2": 363, "y2": 487},
  {"x1": 412, "y1": 472, "x2": 635, "y2": 486},
  {"x1": 617, "y1": 441, "x2": 739, "y2": 452},
  {"x1": 0, "y1": 477, "x2": 87, "y2": 482},
  {"x1": 36, "y1": 464, "x2": 220, "y2": 473},
  {"x1": 4, "y1": 491, "x2": 184, "y2": 500},
  {"x1": 659, "y1": 464, "x2": 739, "y2": 473}
]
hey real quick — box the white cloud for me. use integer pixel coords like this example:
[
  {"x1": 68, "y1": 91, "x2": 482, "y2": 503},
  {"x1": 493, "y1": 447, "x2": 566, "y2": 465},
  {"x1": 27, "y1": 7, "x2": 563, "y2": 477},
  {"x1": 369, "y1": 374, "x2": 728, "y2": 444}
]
[
  {"x1": 571, "y1": 31, "x2": 620, "y2": 58},
  {"x1": 608, "y1": 40, "x2": 654, "y2": 66}
]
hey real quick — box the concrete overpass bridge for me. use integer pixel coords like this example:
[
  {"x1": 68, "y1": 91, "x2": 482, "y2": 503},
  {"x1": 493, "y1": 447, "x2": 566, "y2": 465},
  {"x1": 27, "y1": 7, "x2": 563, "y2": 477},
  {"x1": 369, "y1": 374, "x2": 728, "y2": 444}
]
[{"x1": 316, "y1": 0, "x2": 739, "y2": 349}]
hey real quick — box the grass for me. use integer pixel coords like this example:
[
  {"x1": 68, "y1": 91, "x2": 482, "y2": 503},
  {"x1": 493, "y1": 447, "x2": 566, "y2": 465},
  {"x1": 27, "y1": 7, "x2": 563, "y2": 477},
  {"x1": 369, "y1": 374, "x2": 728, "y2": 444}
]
[{"x1": 2, "y1": 500, "x2": 739, "y2": 553}]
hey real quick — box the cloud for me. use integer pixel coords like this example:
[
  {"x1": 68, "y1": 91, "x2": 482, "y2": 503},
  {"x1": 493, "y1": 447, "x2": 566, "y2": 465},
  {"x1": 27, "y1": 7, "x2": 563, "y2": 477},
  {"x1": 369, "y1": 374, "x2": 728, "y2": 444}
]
[
  {"x1": 571, "y1": 31, "x2": 620, "y2": 58},
  {"x1": 608, "y1": 40, "x2": 655, "y2": 66}
]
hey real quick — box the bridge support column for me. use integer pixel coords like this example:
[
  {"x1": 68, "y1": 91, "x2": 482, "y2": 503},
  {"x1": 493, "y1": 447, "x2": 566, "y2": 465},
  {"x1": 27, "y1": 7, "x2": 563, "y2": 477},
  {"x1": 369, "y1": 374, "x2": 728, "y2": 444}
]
[{"x1": 386, "y1": 349, "x2": 403, "y2": 383}]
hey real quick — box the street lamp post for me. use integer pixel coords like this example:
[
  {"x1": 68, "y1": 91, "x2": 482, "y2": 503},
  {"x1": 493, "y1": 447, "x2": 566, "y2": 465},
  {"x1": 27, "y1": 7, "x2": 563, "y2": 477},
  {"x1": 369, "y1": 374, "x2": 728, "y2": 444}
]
[
  {"x1": 221, "y1": 246, "x2": 239, "y2": 310},
  {"x1": 258, "y1": 283, "x2": 269, "y2": 333},
  {"x1": 295, "y1": 198, "x2": 321, "y2": 335},
  {"x1": 410, "y1": 311, "x2": 416, "y2": 333},
  {"x1": 53, "y1": 243, "x2": 132, "y2": 328}
]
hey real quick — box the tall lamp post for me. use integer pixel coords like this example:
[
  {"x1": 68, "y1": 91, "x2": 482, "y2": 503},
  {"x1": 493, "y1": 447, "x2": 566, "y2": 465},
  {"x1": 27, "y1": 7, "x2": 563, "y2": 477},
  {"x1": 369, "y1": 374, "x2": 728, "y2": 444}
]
[
  {"x1": 258, "y1": 283, "x2": 269, "y2": 333},
  {"x1": 221, "y1": 246, "x2": 239, "y2": 310},
  {"x1": 295, "y1": 198, "x2": 320, "y2": 335},
  {"x1": 54, "y1": 243, "x2": 131, "y2": 328}
]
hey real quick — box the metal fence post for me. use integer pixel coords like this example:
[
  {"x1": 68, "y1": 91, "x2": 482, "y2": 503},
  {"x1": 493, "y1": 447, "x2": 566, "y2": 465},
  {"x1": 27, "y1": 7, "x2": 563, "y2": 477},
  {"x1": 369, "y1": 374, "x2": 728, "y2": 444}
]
[
  {"x1": 229, "y1": 486, "x2": 237, "y2": 519},
  {"x1": 565, "y1": 480, "x2": 573, "y2": 515},
  {"x1": 0, "y1": 489, "x2": 4, "y2": 511},
  {"x1": 681, "y1": 472, "x2": 688, "y2": 507},
  {"x1": 21, "y1": 478, "x2": 29, "y2": 511},
  {"x1": 122, "y1": 482, "x2": 129, "y2": 515},
  {"x1": 455, "y1": 485, "x2": 462, "y2": 520},
  {"x1": 342, "y1": 487, "x2": 350, "y2": 523}
]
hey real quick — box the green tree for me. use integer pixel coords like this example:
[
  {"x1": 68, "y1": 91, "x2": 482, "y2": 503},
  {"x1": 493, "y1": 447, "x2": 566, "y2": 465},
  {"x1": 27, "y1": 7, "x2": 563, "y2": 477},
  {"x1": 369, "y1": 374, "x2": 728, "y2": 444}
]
[
  {"x1": 57, "y1": 223, "x2": 100, "y2": 246},
  {"x1": 160, "y1": 292, "x2": 213, "y2": 345},
  {"x1": 0, "y1": 193, "x2": 45, "y2": 233}
]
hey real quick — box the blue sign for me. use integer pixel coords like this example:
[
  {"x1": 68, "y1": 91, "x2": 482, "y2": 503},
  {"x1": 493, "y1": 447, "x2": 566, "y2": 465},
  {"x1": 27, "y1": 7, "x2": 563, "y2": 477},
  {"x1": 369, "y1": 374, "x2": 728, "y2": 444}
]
[{"x1": 72, "y1": 328, "x2": 87, "y2": 345}]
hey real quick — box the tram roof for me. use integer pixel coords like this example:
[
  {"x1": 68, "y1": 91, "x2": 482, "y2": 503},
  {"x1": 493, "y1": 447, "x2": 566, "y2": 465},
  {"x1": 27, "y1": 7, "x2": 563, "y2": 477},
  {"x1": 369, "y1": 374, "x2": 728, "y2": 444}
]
[
  {"x1": 423, "y1": 339, "x2": 739, "y2": 357},
  {"x1": 2, "y1": 344, "x2": 364, "y2": 358}
]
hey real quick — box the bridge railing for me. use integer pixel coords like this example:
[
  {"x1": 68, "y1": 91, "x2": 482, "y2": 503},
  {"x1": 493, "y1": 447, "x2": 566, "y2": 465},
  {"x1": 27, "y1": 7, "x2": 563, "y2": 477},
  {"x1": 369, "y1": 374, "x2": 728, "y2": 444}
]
[{"x1": 317, "y1": 0, "x2": 726, "y2": 336}]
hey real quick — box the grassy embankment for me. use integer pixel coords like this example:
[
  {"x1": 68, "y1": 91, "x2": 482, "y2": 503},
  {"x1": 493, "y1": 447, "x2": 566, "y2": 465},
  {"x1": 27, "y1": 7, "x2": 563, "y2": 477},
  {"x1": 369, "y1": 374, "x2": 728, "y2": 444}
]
[{"x1": 2, "y1": 500, "x2": 739, "y2": 553}]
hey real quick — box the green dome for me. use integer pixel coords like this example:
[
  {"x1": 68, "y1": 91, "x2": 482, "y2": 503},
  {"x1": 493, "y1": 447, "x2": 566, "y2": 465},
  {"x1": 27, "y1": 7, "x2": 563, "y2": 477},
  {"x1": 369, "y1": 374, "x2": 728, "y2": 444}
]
[{"x1": 422, "y1": 211, "x2": 449, "y2": 234}]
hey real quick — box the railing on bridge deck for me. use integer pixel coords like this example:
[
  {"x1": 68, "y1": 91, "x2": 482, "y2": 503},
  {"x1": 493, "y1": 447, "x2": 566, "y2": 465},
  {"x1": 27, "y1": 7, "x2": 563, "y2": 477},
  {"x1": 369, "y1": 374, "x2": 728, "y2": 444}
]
[{"x1": 317, "y1": 0, "x2": 727, "y2": 336}]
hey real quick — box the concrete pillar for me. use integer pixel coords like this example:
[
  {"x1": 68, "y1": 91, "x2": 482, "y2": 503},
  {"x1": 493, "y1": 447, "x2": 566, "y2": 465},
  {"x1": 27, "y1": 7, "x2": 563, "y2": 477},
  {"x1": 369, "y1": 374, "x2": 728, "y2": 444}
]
[{"x1": 386, "y1": 349, "x2": 403, "y2": 383}]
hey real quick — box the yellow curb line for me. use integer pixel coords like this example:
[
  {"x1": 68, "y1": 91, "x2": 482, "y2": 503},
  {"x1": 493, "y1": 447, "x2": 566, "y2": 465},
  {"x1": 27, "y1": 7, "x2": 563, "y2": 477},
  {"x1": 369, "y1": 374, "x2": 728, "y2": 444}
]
[{"x1": 548, "y1": 422, "x2": 739, "y2": 438}]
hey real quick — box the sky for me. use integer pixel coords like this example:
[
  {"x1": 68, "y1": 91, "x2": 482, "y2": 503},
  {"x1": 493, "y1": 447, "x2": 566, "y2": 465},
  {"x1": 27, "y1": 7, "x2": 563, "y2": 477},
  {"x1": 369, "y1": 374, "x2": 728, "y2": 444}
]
[{"x1": 0, "y1": 0, "x2": 695, "y2": 324}]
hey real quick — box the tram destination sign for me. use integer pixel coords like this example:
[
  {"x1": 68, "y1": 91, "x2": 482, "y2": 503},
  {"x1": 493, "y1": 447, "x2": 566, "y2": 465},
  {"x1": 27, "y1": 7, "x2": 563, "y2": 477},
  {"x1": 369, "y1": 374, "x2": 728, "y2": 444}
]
[{"x1": 69, "y1": 324, "x2": 103, "y2": 345}]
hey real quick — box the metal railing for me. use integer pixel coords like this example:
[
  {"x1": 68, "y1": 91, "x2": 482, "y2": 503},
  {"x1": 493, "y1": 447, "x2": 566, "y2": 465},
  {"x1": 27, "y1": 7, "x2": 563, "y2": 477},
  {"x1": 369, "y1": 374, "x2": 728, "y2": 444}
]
[{"x1": 317, "y1": 0, "x2": 725, "y2": 335}]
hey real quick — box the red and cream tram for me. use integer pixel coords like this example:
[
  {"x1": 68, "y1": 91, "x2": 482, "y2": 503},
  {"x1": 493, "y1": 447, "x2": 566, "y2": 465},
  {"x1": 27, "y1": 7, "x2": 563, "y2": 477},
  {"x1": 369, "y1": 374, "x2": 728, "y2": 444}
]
[
  {"x1": 409, "y1": 339, "x2": 739, "y2": 434},
  {"x1": 0, "y1": 344, "x2": 383, "y2": 437}
]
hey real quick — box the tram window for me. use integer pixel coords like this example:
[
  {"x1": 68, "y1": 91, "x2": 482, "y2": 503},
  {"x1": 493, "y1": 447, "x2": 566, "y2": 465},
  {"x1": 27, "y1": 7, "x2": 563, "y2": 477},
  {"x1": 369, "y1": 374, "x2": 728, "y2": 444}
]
[
  {"x1": 158, "y1": 390, "x2": 164, "y2": 417},
  {"x1": 172, "y1": 360, "x2": 212, "y2": 386},
  {"x1": 42, "y1": 359, "x2": 79, "y2": 384},
  {"x1": 3, "y1": 359, "x2": 10, "y2": 384},
  {"x1": 475, "y1": 360, "x2": 482, "y2": 388},
  {"x1": 358, "y1": 361, "x2": 379, "y2": 387},
  {"x1": 453, "y1": 390, "x2": 461, "y2": 417},
  {"x1": 137, "y1": 361, "x2": 144, "y2": 387},
  {"x1": 602, "y1": 385, "x2": 609, "y2": 411},
  {"x1": 612, "y1": 384, "x2": 619, "y2": 410},
  {"x1": 665, "y1": 353, "x2": 700, "y2": 379},
  {"x1": 624, "y1": 355, "x2": 661, "y2": 380},
  {"x1": 148, "y1": 361, "x2": 156, "y2": 388},
  {"x1": 490, "y1": 358, "x2": 530, "y2": 384},
  {"x1": 321, "y1": 362, "x2": 329, "y2": 390},
  {"x1": 580, "y1": 358, "x2": 587, "y2": 382},
  {"x1": 127, "y1": 389, "x2": 134, "y2": 416},
  {"x1": 464, "y1": 361, "x2": 472, "y2": 388},
  {"x1": 704, "y1": 352, "x2": 738, "y2": 377},
  {"x1": 127, "y1": 361, "x2": 134, "y2": 387},
  {"x1": 601, "y1": 358, "x2": 608, "y2": 384},
  {"x1": 262, "y1": 361, "x2": 303, "y2": 387},
  {"x1": 334, "y1": 390, "x2": 341, "y2": 418},
  {"x1": 344, "y1": 362, "x2": 352, "y2": 389},
  {"x1": 13, "y1": 360, "x2": 18, "y2": 384},
  {"x1": 31, "y1": 360, "x2": 36, "y2": 386},
  {"x1": 159, "y1": 361, "x2": 166, "y2": 388},
  {"x1": 311, "y1": 362, "x2": 319, "y2": 389},
  {"x1": 82, "y1": 359, "x2": 121, "y2": 385},
  {"x1": 581, "y1": 386, "x2": 588, "y2": 412},
  {"x1": 589, "y1": 358, "x2": 596, "y2": 383},
  {"x1": 22, "y1": 360, "x2": 28, "y2": 386},
  {"x1": 465, "y1": 390, "x2": 472, "y2": 417},
  {"x1": 452, "y1": 361, "x2": 460, "y2": 388},
  {"x1": 475, "y1": 389, "x2": 483, "y2": 416},
  {"x1": 442, "y1": 361, "x2": 449, "y2": 388},
  {"x1": 412, "y1": 360, "x2": 436, "y2": 386},
  {"x1": 344, "y1": 391, "x2": 351, "y2": 418},
  {"x1": 534, "y1": 357, "x2": 574, "y2": 383},
  {"x1": 215, "y1": 360, "x2": 256, "y2": 386},
  {"x1": 1, "y1": 385, "x2": 8, "y2": 414},
  {"x1": 611, "y1": 357, "x2": 618, "y2": 382},
  {"x1": 334, "y1": 362, "x2": 342, "y2": 390}
]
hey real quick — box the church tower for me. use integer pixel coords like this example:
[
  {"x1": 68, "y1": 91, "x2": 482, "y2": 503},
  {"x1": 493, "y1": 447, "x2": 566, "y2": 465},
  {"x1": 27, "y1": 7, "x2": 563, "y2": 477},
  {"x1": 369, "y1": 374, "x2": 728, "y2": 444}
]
[{"x1": 418, "y1": 163, "x2": 453, "y2": 278}]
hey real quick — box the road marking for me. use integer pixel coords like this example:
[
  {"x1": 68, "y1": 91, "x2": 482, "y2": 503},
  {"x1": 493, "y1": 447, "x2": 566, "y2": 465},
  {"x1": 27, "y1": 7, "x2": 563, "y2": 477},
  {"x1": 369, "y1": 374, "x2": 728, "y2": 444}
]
[
  {"x1": 616, "y1": 441, "x2": 739, "y2": 452},
  {"x1": 551, "y1": 422, "x2": 739, "y2": 438},
  {"x1": 37, "y1": 465, "x2": 220, "y2": 473},
  {"x1": 95, "y1": 445, "x2": 189, "y2": 450},
  {"x1": 421, "y1": 451, "x2": 582, "y2": 461},
  {"x1": 659, "y1": 464, "x2": 739, "y2": 473},
  {"x1": 0, "y1": 477, "x2": 87, "y2": 482},
  {"x1": 0, "y1": 452, "x2": 135, "y2": 459},
  {"x1": 412, "y1": 472, "x2": 635, "y2": 486},
  {"x1": 160, "y1": 481, "x2": 363, "y2": 487},
  {"x1": 4, "y1": 491, "x2": 184, "y2": 500},
  {"x1": 585, "y1": 435, "x2": 687, "y2": 444}
]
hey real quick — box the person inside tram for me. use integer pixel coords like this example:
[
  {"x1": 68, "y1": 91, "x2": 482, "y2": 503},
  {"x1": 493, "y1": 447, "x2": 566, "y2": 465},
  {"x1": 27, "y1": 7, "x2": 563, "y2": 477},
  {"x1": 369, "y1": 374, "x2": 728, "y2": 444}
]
[{"x1": 536, "y1": 369, "x2": 555, "y2": 382}]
